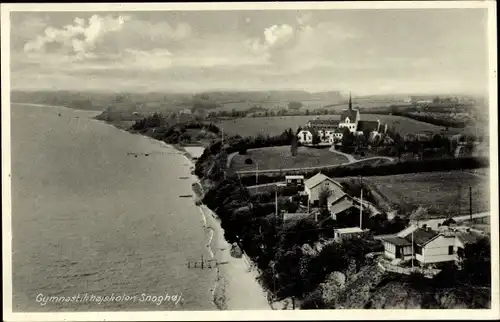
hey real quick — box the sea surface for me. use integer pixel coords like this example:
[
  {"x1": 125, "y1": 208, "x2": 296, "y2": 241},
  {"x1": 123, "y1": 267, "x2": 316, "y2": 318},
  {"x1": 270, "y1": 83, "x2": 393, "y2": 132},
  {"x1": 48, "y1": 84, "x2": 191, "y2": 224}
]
[{"x1": 10, "y1": 103, "x2": 215, "y2": 311}]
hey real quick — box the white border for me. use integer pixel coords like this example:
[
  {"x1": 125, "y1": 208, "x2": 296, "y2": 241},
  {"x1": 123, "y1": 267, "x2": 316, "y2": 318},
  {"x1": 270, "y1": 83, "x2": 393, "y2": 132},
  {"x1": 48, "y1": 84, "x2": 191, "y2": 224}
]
[{"x1": 1, "y1": 1, "x2": 498, "y2": 321}]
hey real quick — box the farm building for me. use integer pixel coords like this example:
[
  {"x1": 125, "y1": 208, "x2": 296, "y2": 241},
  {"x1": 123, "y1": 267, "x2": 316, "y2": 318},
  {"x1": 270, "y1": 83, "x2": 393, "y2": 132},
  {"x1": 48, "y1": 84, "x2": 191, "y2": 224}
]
[
  {"x1": 328, "y1": 194, "x2": 361, "y2": 220},
  {"x1": 304, "y1": 173, "x2": 344, "y2": 206}
]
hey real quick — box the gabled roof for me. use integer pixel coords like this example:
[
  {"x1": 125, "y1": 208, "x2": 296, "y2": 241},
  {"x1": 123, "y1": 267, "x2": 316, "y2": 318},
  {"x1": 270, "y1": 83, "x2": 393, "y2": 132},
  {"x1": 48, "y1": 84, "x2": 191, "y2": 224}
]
[
  {"x1": 304, "y1": 172, "x2": 343, "y2": 190},
  {"x1": 286, "y1": 175, "x2": 304, "y2": 180},
  {"x1": 309, "y1": 119, "x2": 340, "y2": 126},
  {"x1": 340, "y1": 109, "x2": 359, "y2": 122},
  {"x1": 357, "y1": 120, "x2": 380, "y2": 132},
  {"x1": 327, "y1": 191, "x2": 347, "y2": 204},
  {"x1": 382, "y1": 236, "x2": 412, "y2": 247},
  {"x1": 329, "y1": 194, "x2": 362, "y2": 217},
  {"x1": 404, "y1": 228, "x2": 440, "y2": 246},
  {"x1": 396, "y1": 224, "x2": 419, "y2": 238}
]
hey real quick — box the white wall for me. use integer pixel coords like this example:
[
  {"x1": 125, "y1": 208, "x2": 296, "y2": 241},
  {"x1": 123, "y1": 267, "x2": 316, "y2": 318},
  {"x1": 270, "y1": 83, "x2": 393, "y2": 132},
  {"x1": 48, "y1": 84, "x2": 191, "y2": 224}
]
[
  {"x1": 383, "y1": 242, "x2": 413, "y2": 261},
  {"x1": 298, "y1": 130, "x2": 312, "y2": 144},
  {"x1": 419, "y1": 236, "x2": 456, "y2": 265},
  {"x1": 308, "y1": 180, "x2": 344, "y2": 203}
]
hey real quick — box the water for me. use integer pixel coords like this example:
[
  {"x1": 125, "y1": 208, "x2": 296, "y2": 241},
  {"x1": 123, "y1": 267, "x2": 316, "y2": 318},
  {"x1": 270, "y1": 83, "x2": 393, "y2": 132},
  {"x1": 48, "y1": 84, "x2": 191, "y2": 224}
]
[{"x1": 10, "y1": 103, "x2": 216, "y2": 311}]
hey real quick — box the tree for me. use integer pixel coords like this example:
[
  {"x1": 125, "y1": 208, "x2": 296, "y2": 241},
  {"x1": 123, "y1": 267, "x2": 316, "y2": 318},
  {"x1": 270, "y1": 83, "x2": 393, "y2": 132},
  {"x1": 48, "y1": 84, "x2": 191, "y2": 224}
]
[
  {"x1": 290, "y1": 135, "x2": 299, "y2": 156},
  {"x1": 318, "y1": 188, "x2": 331, "y2": 208},
  {"x1": 288, "y1": 101, "x2": 303, "y2": 110},
  {"x1": 341, "y1": 127, "x2": 355, "y2": 147},
  {"x1": 461, "y1": 237, "x2": 491, "y2": 286},
  {"x1": 305, "y1": 109, "x2": 310, "y2": 115},
  {"x1": 312, "y1": 130, "x2": 321, "y2": 145}
]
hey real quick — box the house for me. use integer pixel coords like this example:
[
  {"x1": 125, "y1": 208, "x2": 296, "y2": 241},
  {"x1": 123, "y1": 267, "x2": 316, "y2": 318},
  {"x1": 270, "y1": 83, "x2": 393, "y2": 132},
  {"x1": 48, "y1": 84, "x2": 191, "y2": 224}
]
[
  {"x1": 328, "y1": 194, "x2": 361, "y2": 220},
  {"x1": 381, "y1": 226, "x2": 459, "y2": 266},
  {"x1": 297, "y1": 128, "x2": 314, "y2": 144},
  {"x1": 285, "y1": 175, "x2": 304, "y2": 187},
  {"x1": 304, "y1": 173, "x2": 344, "y2": 206},
  {"x1": 179, "y1": 108, "x2": 192, "y2": 115},
  {"x1": 413, "y1": 228, "x2": 457, "y2": 266},
  {"x1": 307, "y1": 119, "x2": 339, "y2": 128},
  {"x1": 356, "y1": 120, "x2": 381, "y2": 135},
  {"x1": 381, "y1": 236, "x2": 414, "y2": 261},
  {"x1": 333, "y1": 227, "x2": 365, "y2": 242}
]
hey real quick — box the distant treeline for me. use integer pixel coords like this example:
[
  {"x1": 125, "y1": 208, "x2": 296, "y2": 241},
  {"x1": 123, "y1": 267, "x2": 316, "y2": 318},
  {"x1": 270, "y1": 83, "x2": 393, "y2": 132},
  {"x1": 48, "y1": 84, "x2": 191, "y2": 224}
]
[
  {"x1": 234, "y1": 157, "x2": 489, "y2": 186},
  {"x1": 369, "y1": 106, "x2": 472, "y2": 128}
]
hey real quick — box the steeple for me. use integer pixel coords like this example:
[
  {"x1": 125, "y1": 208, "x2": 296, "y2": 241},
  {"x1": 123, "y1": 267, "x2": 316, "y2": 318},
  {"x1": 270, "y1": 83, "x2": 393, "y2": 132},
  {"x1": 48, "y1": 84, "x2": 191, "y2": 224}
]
[{"x1": 348, "y1": 92, "x2": 352, "y2": 111}]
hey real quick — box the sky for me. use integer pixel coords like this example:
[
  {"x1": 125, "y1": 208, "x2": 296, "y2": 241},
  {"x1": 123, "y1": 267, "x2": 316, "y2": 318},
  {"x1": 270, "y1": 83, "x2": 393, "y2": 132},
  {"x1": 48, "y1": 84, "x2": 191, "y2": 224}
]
[{"x1": 9, "y1": 8, "x2": 490, "y2": 96}]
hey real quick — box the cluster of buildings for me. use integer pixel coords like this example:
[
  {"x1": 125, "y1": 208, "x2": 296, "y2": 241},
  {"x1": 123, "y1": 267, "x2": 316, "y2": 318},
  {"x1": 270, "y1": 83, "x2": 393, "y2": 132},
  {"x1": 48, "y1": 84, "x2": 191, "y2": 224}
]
[
  {"x1": 297, "y1": 94, "x2": 389, "y2": 146},
  {"x1": 282, "y1": 172, "x2": 371, "y2": 242},
  {"x1": 281, "y1": 171, "x2": 488, "y2": 272}
]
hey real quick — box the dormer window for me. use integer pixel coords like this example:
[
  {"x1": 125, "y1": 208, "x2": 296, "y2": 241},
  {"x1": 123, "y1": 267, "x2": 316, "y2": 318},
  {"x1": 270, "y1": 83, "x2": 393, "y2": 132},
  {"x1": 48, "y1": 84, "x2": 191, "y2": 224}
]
[{"x1": 345, "y1": 118, "x2": 350, "y2": 123}]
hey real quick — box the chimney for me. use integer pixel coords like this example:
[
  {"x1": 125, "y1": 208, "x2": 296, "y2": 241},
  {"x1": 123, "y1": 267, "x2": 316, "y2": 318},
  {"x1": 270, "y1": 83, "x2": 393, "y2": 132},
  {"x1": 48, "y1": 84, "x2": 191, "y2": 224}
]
[{"x1": 348, "y1": 92, "x2": 352, "y2": 111}]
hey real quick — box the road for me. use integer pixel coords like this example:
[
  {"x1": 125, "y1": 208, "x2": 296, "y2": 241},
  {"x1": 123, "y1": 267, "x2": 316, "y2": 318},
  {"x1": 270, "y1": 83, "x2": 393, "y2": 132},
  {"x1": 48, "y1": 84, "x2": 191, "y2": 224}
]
[
  {"x1": 234, "y1": 155, "x2": 395, "y2": 175},
  {"x1": 417, "y1": 212, "x2": 490, "y2": 230},
  {"x1": 374, "y1": 212, "x2": 490, "y2": 240}
]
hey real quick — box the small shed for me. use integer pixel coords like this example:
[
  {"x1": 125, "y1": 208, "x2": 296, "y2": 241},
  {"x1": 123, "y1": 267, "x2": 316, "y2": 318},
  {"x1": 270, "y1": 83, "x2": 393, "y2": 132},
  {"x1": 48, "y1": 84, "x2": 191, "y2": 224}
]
[{"x1": 285, "y1": 175, "x2": 305, "y2": 187}]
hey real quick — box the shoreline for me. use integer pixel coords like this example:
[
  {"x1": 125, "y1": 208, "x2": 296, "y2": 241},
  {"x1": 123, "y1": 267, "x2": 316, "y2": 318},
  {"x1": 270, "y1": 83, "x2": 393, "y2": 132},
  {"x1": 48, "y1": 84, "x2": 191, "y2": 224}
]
[{"x1": 103, "y1": 119, "x2": 271, "y2": 311}]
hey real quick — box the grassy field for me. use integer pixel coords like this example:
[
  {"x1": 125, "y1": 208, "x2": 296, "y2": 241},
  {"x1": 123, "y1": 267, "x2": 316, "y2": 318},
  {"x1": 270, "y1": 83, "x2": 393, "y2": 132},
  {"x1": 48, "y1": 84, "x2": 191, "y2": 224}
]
[
  {"x1": 364, "y1": 170, "x2": 490, "y2": 218},
  {"x1": 230, "y1": 146, "x2": 349, "y2": 172},
  {"x1": 216, "y1": 114, "x2": 449, "y2": 137}
]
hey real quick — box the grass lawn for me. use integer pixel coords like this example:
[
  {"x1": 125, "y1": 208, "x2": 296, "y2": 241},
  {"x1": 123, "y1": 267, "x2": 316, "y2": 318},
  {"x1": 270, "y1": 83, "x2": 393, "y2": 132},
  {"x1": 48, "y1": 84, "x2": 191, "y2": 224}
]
[
  {"x1": 216, "y1": 114, "x2": 450, "y2": 138},
  {"x1": 230, "y1": 146, "x2": 349, "y2": 172},
  {"x1": 364, "y1": 170, "x2": 490, "y2": 218}
]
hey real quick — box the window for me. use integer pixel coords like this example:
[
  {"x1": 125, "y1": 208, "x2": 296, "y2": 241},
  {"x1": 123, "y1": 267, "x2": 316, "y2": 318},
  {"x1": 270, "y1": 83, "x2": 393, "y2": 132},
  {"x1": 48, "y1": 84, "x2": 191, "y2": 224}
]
[
  {"x1": 415, "y1": 245, "x2": 422, "y2": 255},
  {"x1": 448, "y1": 246, "x2": 454, "y2": 255}
]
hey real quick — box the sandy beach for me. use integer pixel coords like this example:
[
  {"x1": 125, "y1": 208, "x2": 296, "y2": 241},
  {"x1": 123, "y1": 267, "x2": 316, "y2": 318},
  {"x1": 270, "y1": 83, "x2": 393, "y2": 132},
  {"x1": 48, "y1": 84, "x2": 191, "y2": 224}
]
[{"x1": 180, "y1": 153, "x2": 271, "y2": 310}]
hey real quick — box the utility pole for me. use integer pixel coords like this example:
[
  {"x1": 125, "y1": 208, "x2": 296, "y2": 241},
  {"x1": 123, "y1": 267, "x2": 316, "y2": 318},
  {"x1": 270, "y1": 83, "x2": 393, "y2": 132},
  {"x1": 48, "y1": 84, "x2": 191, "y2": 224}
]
[
  {"x1": 256, "y1": 163, "x2": 259, "y2": 187},
  {"x1": 411, "y1": 229, "x2": 414, "y2": 268},
  {"x1": 469, "y1": 185, "x2": 472, "y2": 221},
  {"x1": 360, "y1": 188, "x2": 363, "y2": 229},
  {"x1": 221, "y1": 128, "x2": 224, "y2": 147},
  {"x1": 275, "y1": 188, "x2": 278, "y2": 220},
  {"x1": 458, "y1": 184, "x2": 461, "y2": 216}
]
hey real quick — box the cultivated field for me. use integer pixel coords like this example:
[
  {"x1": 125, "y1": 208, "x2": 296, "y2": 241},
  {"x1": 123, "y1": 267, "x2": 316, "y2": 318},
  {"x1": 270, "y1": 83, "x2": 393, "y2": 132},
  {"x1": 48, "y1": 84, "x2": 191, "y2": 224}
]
[
  {"x1": 216, "y1": 114, "x2": 449, "y2": 137},
  {"x1": 230, "y1": 146, "x2": 349, "y2": 172},
  {"x1": 364, "y1": 170, "x2": 490, "y2": 218}
]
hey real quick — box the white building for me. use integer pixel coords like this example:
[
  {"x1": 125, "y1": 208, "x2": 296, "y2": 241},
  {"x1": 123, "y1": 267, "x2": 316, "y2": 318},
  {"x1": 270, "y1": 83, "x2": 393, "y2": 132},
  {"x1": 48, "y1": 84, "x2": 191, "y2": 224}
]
[
  {"x1": 381, "y1": 225, "x2": 485, "y2": 267},
  {"x1": 338, "y1": 93, "x2": 360, "y2": 133},
  {"x1": 333, "y1": 227, "x2": 365, "y2": 242},
  {"x1": 304, "y1": 172, "x2": 344, "y2": 206}
]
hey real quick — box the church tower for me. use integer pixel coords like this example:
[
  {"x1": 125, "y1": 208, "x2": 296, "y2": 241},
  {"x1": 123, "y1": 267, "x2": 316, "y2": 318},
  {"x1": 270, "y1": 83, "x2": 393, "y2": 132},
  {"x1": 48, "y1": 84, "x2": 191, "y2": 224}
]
[{"x1": 348, "y1": 92, "x2": 352, "y2": 111}]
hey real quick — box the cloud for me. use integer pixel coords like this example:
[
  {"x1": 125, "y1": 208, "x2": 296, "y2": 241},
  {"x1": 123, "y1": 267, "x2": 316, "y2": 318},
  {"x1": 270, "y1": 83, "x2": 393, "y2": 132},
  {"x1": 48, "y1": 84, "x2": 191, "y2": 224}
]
[
  {"x1": 245, "y1": 18, "x2": 360, "y2": 71},
  {"x1": 22, "y1": 14, "x2": 191, "y2": 59}
]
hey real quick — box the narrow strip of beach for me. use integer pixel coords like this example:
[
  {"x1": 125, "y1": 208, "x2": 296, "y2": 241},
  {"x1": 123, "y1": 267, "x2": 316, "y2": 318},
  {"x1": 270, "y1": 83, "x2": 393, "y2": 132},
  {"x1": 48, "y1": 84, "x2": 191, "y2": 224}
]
[{"x1": 181, "y1": 153, "x2": 271, "y2": 310}]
